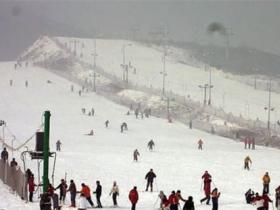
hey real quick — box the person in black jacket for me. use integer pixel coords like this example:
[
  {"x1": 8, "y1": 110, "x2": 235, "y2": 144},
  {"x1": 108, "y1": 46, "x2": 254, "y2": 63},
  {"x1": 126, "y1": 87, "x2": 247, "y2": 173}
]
[
  {"x1": 93, "y1": 180, "x2": 102, "y2": 208},
  {"x1": 67, "y1": 179, "x2": 77, "y2": 207},
  {"x1": 183, "y1": 196, "x2": 195, "y2": 210},
  {"x1": 1, "y1": 148, "x2": 8, "y2": 162},
  {"x1": 55, "y1": 179, "x2": 68, "y2": 204},
  {"x1": 145, "y1": 169, "x2": 156, "y2": 192}
]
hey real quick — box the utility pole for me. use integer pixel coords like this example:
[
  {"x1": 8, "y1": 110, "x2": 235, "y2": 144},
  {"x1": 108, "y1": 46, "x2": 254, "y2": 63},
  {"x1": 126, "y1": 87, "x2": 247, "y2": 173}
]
[
  {"x1": 121, "y1": 44, "x2": 132, "y2": 83},
  {"x1": 207, "y1": 66, "x2": 214, "y2": 105},
  {"x1": 160, "y1": 45, "x2": 168, "y2": 96},
  {"x1": 92, "y1": 72, "x2": 100, "y2": 92},
  {"x1": 199, "y1": 84, "x2": 209, "y2": 106},
  {"x1": 43, "y1": 111, "x2": 51, "y2": 193},
  {"x1": 70, "y1": 40, "x2": 79, "y2": 56},
  {"x1": 264, "y1": 79, "x2": 274, "y2": 146}
]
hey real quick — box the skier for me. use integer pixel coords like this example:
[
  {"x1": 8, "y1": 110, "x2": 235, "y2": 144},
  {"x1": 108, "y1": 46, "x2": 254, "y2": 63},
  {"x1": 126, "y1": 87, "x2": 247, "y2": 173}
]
[
  {"x1": 28, "y1": 174, "x2": 36, "y2": 202},
  {"x1": 168, "y1": 191, "x2": 179, "y2": 210},
  {"x1": 105, "y1": 120, "x2": 109, "y2": 128},
  {"x1": 245, "y1": 189, "x2": 254, "y2": 204},
  {"x1": 158, "y1": 191, "x2": 169, "y2": 210},
  {"x1": 10, "y1": 79, "x2": 13, "y2": 86},
  {"x1": 47, "y1": 183, "x2": 55, "y2": 197},
  {"x1": 81, "y1": 108, "x2": 86, "y2": 114},
  {"x1": 183, "y1": 196, "x2": 195, "y2": 210},
  {"x1": 78, "y1": 90, "x2": 82, "y2": 96},
  {"x1": 40, "y1": 193, "x2": 52, "y2": 210},
  {"x1": 79, "y1": 183, "x2": 94, "y2": 207},
  {"x1": 211, "y1": 188, "x2": 221, "y2": 210},
  {"x1": 56, "y1": 140, "x2": 62, "y2": 151},
  {"x1": 145, "y1": 169, "x2": 156, "y2": 192},
  {"x1": 198, "y1": 139, "x2": 203, "y2": 150},
  {"x1": 25, "y1": 80, "x2": 28, "y2": 88},
  {"x1": 26, "y1": 168, "x2": 33, "y2": 182},
  {"x1": 176, "y1": 190, "x2": 186, "y2": 202},
  {"x1": 200, "y1": 171, "x2": 212, "y2": 205},
  {"x1": 91, "y1": 108, "x2": 95, "y2": 116},
  {"x1": 10, "y1": 158, "x2": 18, "y2": 167},
  {"x1": 129, "y1": 186, "x2": 138, "y2": 210},
  {"x1": 109, "y1": 181, "x2": 119, "y2": 207},
  {"x1": 133, "y1": 149, "x2": 140, "y2": 162},
  {"x1": 93, "y1": 180, "x2": 102, "y2": 208},
  {"x1": 244, "y1": 137, "x2": 249, "y2": 149},
  {"x1": 248, "y1": 137, "x2": 252, "y2": 149},
  {"x1": 67, "y1": 179, "x2": 77, "y2": 207},
  {"x1": 147, "y1": 139, "x2": 155, "y2": 151},
  {"x1": 262, "y1": 172, "x2": 271, "y2": 194},
  {"x1": 262, "y1": 192, "x2": 273, "y2": 210},
  {"x1": 244, "y1": 156, "x2": 252, "y2": 170},
  {"x1": 71, "y1": 85, "x2": 74, "y2": 92},
  {"x1": 1, "y1": 147, "x2": 9, "y2": 162},
  {"x1": 85, "y1": 129, "x2": 94, "y2": 136},
  {"x1": 121, "y1": 122, "x2": 128, "y2": 133},
  {"x1": 55, "y1": 179, "x2": 68, "y2": 204},
  {"x1": 135, "y1": 108, "x2": 139, "y2": 119}
]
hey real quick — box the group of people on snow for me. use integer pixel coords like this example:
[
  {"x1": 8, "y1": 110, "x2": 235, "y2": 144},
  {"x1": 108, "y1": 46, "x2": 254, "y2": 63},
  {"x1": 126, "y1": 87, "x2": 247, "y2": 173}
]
[{"x1": 244, "y1": 136, "x2": 256, "y2": 149}]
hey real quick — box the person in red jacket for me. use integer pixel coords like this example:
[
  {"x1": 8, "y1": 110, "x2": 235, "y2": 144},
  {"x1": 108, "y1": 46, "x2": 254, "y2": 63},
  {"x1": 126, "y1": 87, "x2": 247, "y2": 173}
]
[
  {"x1": 200, "y1": 171, "x2": 212, "y2": 205},
  {"x1": 28, "y1": 174, "x2": 36, "y2": 202},
  {"x1": 129, "y1": 186, "x2": 138, "y2": 210},
  {"x1": 262, "y1": 193, "x2": 273, "y2": 210},
  {"x1": 168, "y1": 191, "x2": 179, "y2": 210}
]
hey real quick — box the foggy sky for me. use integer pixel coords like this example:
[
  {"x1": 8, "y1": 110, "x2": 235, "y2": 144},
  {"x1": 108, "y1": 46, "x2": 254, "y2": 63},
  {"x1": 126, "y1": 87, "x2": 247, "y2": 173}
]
[{"x1": 0, "y1": 0, "x2": 280, "y2": 60}]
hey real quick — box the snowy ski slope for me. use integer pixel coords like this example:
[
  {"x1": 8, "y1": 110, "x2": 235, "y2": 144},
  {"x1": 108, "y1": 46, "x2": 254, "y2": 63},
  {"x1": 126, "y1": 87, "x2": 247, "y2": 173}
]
[
  {"x1": 54, "y1": 37, "x2": 280, "y2": 123},
  {"x1": 0, "y1": 62, "x2": 279, "y2": 210}
]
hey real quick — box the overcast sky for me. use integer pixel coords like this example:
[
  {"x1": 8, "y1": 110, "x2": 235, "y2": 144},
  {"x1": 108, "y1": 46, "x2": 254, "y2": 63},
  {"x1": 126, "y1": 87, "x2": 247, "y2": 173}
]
[{"x1": 1, "y1": 0, "x2": 280, "y2": 59}]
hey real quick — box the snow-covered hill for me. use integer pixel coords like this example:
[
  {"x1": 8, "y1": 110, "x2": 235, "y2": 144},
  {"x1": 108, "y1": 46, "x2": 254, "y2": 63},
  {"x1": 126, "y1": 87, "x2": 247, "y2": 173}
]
[
  {"x1": 20, "y1": 36, "x2": 280, "y2": 125},
  {"x1": 0, "y1": 62, "x2": 279, "y2": 210}
]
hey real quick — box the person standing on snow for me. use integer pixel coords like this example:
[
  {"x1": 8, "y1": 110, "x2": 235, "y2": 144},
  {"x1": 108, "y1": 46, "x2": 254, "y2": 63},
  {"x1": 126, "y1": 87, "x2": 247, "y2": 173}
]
[
  {"x1": 145, "y1": 169, "x2": 156, "y2": 192},
  {"x1": 169, "y1": 191, "x2": 179, "y2": 210},
  {"x1": 1, "y1": 147, "x2": 9, "y2": 162},
  {"x1": 109, "y1": 181, "x2": 119, "y2": 207},
  {"x1": 261, "y1": 192, "x2": 273, "y2": 210},
  {"x1": 93, "y1": 180, "x2": 102, "y2": 208},
  {"x1": 67, "y1": 179, "x2": 77, "y2": 207},
  {"x1": 79, "y1": 183, "x2": 94, "y2": 207},
  {"x1": 211, "y1": 188, "x2": 221, "y2": 210},
  {"x1": 200, "y1": 171, "x2": 212, "y2": 205},
  {"x1": 198, "y1": 139, "x2": 203, "y2": 150},
  {"x1": 105, "y1": 120, "x2": 109, "y2": 128},
  {"x1": 262, "y1": 172, "x2": 271, "y2": 194},
  {"x1": 56, "y1": 140, "x2": 62, "y2": 151},
  {"x1": 129, "y1": 186, "x2": 139, "y2": 210},
  {"x1": 133, "y1": 149, "x2": 140, "y2": 162},
  {"x1": 244, "y1": 156, "x2": 252, "y2": 170},
  {"x1": 55, "y1": 179, "x2": 68, "y2": 204},
  {"x1": 183, "y1": 196, "x2": 195, "y2": 210},
  {"x1": 28, "y1": 174, "x2": 36, "y2": 202},
  {"x1": 147, "y1": 139, "x2": 155, "y2": 151}
]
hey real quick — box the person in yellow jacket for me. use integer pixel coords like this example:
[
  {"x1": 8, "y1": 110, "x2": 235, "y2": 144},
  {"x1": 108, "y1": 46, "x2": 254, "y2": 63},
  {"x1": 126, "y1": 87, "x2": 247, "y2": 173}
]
[
  {"x1": 262, "y1": 172, "x2": 271, "y2": 194},
  {"x1": 244, "y1": 156, "x2": 252, "y2": 170}
]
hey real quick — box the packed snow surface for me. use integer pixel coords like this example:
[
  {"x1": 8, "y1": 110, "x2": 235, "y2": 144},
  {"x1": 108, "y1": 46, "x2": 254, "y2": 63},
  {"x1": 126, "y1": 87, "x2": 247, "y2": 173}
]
[{"x1": 0, "y1": 62, "x2": 279, "y2": 210}]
